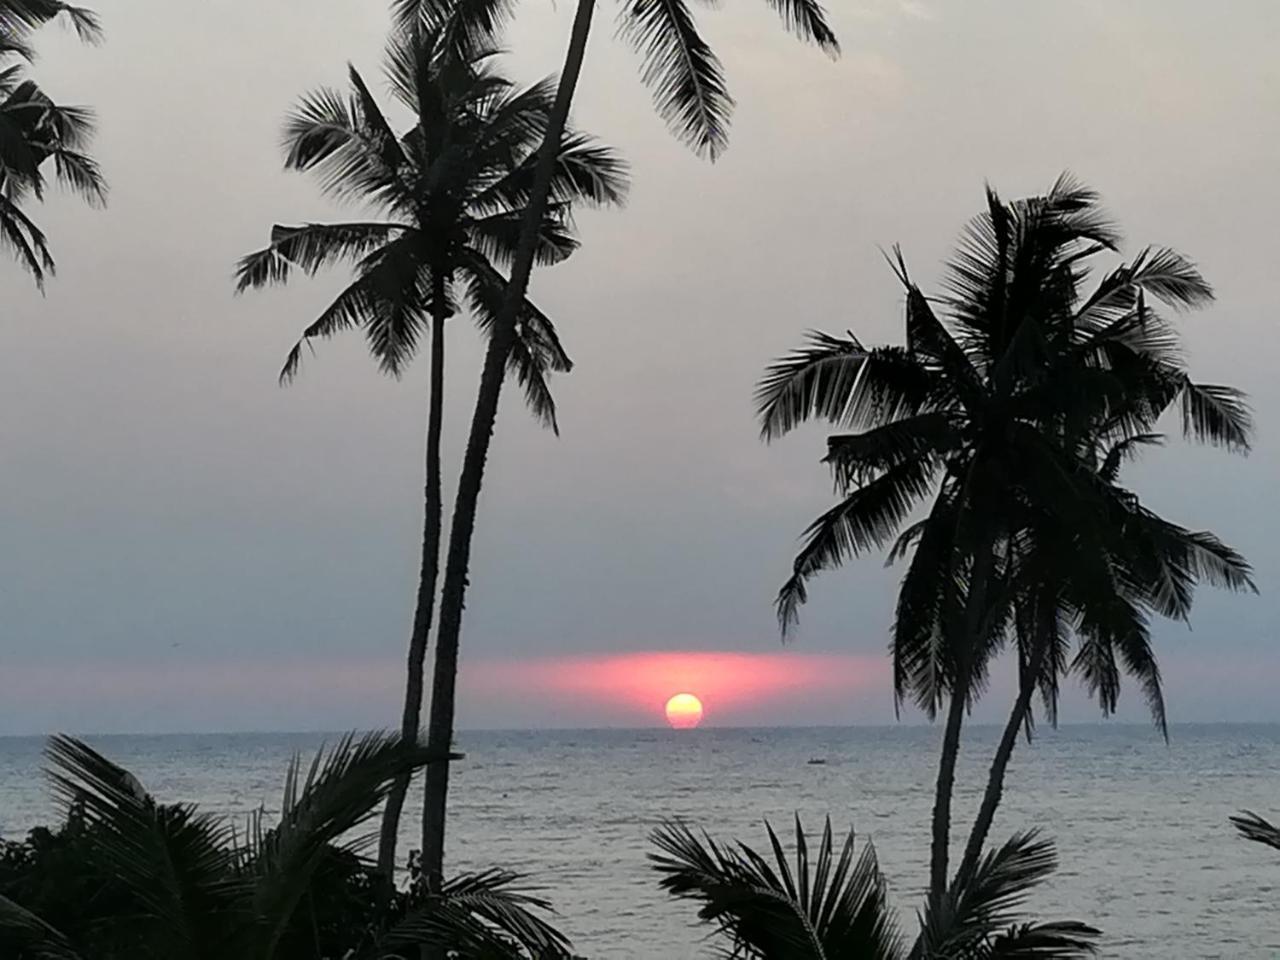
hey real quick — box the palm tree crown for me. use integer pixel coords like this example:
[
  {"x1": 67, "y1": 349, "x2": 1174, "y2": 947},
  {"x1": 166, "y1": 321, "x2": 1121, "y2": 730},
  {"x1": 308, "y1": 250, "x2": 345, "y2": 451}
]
[
  {"x1": 0, "y1": 0, "x2": 105, "y2": 286},
  {"x1": 757, "y1": 174, "x2": 1252, "y2": 723},
  {"x1": 236, "y1": 27, "x2": 627, "y2": 425},
  {"x1": 397, "y1": 0, "x2": 837, "y2": 160},
  {"x1": 756, "y1": 175, "x2": 1254, "y2": 900}
]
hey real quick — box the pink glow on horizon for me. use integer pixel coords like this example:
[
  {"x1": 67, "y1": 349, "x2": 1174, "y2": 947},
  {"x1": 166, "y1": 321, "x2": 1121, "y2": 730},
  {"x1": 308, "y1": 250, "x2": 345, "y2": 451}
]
[{"x1": 470, "y1": 651, "x2": 886, "y2": 723}]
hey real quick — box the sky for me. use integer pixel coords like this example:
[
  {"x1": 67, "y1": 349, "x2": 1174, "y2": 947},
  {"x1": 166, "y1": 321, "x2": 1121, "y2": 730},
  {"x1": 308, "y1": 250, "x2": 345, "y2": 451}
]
[{"x1": 2, "y1": 0, "x2": 1278, "y2": 734}]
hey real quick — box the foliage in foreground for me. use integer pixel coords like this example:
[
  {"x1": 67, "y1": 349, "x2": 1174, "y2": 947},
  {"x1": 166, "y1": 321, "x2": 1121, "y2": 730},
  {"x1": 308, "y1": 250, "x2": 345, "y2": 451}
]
[
  {"x1": 0, "y1": 733, "x2": 572, "y2": 959},
  {"x1": 1232, "y1": 811, "x2": 1280, "y2": 853},
  {"x1": 0, "y1": 0, "x2": 106, "y2": 286},
  {"x1": 652, "y1": 816, "x2": 1099, "y2": 959}
]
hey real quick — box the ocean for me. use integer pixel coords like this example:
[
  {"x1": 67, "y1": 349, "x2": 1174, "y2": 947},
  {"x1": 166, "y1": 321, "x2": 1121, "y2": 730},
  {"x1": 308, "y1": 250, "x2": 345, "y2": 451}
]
[{"x1": 2, "y1": 724, "x2": 1277, "y2": 957}]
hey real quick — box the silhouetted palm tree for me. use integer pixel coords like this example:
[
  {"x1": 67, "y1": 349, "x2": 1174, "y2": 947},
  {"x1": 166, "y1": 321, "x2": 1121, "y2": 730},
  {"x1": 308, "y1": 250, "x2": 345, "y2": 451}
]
[
  {"x1": 0, "y1": 0, "x2": 104, "y2": 286},
  {"x1": 755, "y1": 176, "x2": 1254, "y2": 905},
  {"x1": 0, "y1": 733, "x2": 572, "y2": 959},
  {"x1": 403, "y1": 0, "x2": 839, "y2": 889},
  {"x1": 652, "y1": 816, "x2": 1099, "y2": 958},
  {"x1": 235, "y1": 26, "x2": 626, "y2": 881}
]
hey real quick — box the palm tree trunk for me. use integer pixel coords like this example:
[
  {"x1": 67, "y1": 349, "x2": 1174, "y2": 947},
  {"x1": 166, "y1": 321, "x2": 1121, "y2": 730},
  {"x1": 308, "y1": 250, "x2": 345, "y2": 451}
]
[
  {"x1": 928, "y1": 537, "x2": 996, "y2": 907},
  {"x1": 956, "y1": 610, "x2": 1052, "y2": 880},
  {"x1": 376, "y1": 268, "x2": 449, "y2": 882},
  {"x1": 419, "y1": 0, "x2": 598, "y2": 890}
]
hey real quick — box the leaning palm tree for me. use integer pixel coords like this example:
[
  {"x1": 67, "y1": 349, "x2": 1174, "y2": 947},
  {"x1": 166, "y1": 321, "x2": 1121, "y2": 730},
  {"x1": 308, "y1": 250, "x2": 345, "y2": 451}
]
[
  {"x1": 406, "y1": 0, "x2": 839, "y2": 889},
  {"x1": 235, "y1": 26, "x2": 627, "y2": 881},
  {"x1": 0, "y1": 0, "x2": 105, "y2": 286},
  {"x1": 652, "y1": 816, "x2": 1099, "y2": 959},
  {"x1": 755, "y1": 176, "x2": 1253, "y2": 905},
  {"x1": 0, "y1": 733, "x2": 571, "y2": 960}
]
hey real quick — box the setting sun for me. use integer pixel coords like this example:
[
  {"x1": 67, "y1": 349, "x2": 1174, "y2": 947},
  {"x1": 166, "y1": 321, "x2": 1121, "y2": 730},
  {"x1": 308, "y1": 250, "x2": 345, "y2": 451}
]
[{"x1": 664, "y1": 693, "x2": 704, "y2": 729}]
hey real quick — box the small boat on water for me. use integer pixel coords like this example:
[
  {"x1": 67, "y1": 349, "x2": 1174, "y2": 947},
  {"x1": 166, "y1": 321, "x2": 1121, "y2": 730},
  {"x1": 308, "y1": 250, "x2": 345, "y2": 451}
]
[{"x1": 807, "y1": 758, "x2": 827, "y2": 765}]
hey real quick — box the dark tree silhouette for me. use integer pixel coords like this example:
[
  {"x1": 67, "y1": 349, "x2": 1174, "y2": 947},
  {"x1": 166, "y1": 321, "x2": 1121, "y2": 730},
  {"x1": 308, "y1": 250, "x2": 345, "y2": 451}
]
[
  {"x1": 0, "y1": 734, "x2": 574, "y2": 959},
  {"x1": 400, "y1": 0, "x2": 839, "y2": 890},
  {"x1": 234, "y1": 25, "x2": 626, "y2": 881},
  {"x1": 0, "y1": 0, "x2": 104, "y2": 286},
  {"x1": 652, "y1": 816, "x2": 1099, "y2": 959},
  {"x1": 756, "y1": 176, "x2": 1254, "y2": 905}
]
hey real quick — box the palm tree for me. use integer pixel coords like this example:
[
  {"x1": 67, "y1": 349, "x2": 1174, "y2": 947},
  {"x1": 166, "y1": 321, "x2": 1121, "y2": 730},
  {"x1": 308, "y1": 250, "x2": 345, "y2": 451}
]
[
  {"x1": 234, "y1": 26, "x2": 627, "y2": 881},
  {"x1": 754, "y1": 176, "x2": 1254, "y2": 905},
  {"x1": 405, "y1": 0, "x2": 839, "y2": 890},
  {"x1": 0, "y1": 733, "x2": 572, "y2": 959},
  {"x1": 0, "y1": 0, "x2": 105, "y2": 286},
  {"x1": 652, "y1": 816, "x2": 1099, "y2": 958}
]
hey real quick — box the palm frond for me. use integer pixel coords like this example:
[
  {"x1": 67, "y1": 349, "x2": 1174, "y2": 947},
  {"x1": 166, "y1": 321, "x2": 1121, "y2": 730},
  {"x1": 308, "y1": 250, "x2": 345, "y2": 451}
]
[
  {"x1": 0, "y1": 0, "x2": 101, "y2": 44},
  {"x1": 778, "y1": 455, "x2": 939, "y2": 634},
  {"x1": 43, "y1": 735, "x2": 235, "y2": 959},
  {"x1": 756, "y1": 333, "x2": 932, "y2": 440},
  {"x1": 1097, "y1": 432, "x2": 1162, "y2": 483},
  {"x1": 617, "y1": 0, "x2": 732, "y2": 159},
  {"x1": 1179, "y1": 380, "x2": 1252, "y2": 452},
  {"x1": 982, "y1": 921, "x2": 1100, "y2": 959},
  {"x1": 233, "y1": 221, "x2": 405, "y2": 292},
  {"x1": 392, "y1": 0, "x2": 515, "y2": 58},
  {"x1": 0, "y1": 894, "x2": 83, "y2": 960},
  {"x1": 0, "y1": 189, "x2": 55, "y2": 287},
  {"x1": 470, "y1": 130, "x2": 630, "y2": 215},
  {"x1": 245, "y1": 732, "x2": 458, "y2": 959},
  {"x1": 468, "y1": 204, "x2": 579, "y2": 267},
  {"x1": 651, "y1": 817, "x2": 900, "y2": 959},
  {"x1": 1231, "y1": 811, "x2": 1280, "y2": 852},
  {"x1": 48, "y1": 147, "x2": 104, "y2": 203},
  {"x1": 918, "y1": 832, "x2": 1096, "y2": 958},
  {"x1": 760, "y1": 0, "x2": 839, "y2": 54},
  {"x1": 460, "y1": 254, "x2": 571, "y2": 433},
  {"x1": 281, "y1": 84, "x2": 406, "y2": 209},
  {"x1": 824, "y1": 412, "x2": 959, "y2": 490}
]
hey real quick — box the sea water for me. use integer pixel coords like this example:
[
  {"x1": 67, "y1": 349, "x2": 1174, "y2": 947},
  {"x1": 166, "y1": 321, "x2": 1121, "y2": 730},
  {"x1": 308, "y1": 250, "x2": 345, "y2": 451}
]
[{"x1": 2, "y1": 724, "x2": 1277, "y2": 957}]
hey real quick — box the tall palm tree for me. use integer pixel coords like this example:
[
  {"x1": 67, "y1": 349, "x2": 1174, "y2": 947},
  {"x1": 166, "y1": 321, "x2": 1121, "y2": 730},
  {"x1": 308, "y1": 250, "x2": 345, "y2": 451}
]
[
  {"x1": 235, "y1": 26, "x2": 627, "y2": 882},
  {"x1": 0, "y1": 733, "x2": 573, "y2": 959},
  {"x1": 754, "y1": 176, "x2": 1254, "y2": 906},
  {"x1": 652, "y1": 816, "x2": 1099, "y2": 959},
  {"x1": 0, "y1": 0, "x2": 104, "y2": 287},
  {"x1": 404, "y1": 0, "x2": 840, "y2": 890}
]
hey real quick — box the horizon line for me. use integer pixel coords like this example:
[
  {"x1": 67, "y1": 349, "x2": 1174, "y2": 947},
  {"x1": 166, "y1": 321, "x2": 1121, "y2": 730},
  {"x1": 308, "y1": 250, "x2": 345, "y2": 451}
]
[{"x1": 4, "y1": 718, "x2": 1278, "y2": 740}]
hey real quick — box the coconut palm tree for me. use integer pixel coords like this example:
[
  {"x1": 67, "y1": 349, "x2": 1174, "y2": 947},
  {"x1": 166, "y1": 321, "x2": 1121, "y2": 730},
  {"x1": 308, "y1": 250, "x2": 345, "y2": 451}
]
[
  {"x1": 0, "y1": 733, "x2": 572, "y2": 960},
  {"x1": 0, "y1": 0, "x2": 104, "y2": 286},
  {"x1": 652, "y1": 816, "x2": 1099, "y2": 958},
  {"x1": 405, "y1": 0, "x2": 839, "y2": 890},
  {"x1": 234, "y1": 26, "x2": 626, "y2": 881},
  {"x1": 754, "y1": 176, "x2": 1254, "y2": 906}
]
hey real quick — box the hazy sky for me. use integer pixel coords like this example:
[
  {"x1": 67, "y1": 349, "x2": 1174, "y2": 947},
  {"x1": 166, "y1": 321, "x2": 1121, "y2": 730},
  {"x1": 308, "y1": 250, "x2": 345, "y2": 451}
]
[{"x1": 2, "y1": 0, "x2": 1277, "y2": 733}]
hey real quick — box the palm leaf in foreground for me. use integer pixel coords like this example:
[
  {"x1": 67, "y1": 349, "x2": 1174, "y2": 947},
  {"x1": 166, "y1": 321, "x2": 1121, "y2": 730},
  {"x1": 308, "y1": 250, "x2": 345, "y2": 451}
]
[
  {"x1": 652, "y1": 816, "x2": 901, "y2": 959},
  {"x1": 915, "y1": 831, "x2": 1098, "y2": 959},
  {"x1": 1231, "y1": 811, "x2": 1280, "y2": 852},
  {"x1": 5, "y1": 733, "x2": 575, "y2": 959},
  {"x1": 654, "y1": 818, "x2": 1098, "y2": 960}
]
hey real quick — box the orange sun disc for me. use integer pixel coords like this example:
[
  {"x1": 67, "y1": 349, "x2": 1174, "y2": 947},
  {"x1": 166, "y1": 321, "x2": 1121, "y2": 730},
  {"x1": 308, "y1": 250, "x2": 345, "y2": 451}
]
[{"x1": 664, "y1": 693, "x2": 704, "y2": 729}]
